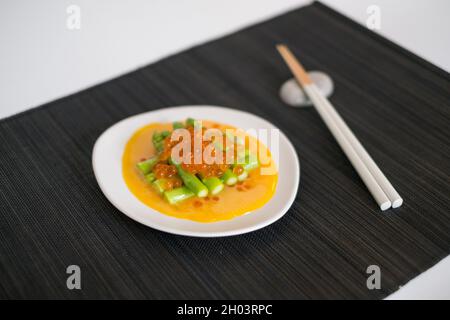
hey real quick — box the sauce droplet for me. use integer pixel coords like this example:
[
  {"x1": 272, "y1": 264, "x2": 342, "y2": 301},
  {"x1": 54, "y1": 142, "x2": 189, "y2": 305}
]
[{"x1": 194, "y1": 201, "x2": 203, "y2": 207}]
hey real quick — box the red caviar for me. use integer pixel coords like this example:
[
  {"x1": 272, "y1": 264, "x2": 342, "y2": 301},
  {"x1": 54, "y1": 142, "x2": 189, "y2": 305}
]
[
  {"x1": 193, "y1": 200, "x2": 203, "y2": 207},
  {"x1": 153, "y1": 163, "x2": 177, "y2": 179},
  {"x1": 233, "y1": 165, "x2": 244, "y2": 175},
  {"x1": 165, "y1": 177, "x2": 182, "y2": 190},
  {"x1": 159, "y1": 125, "x2": 233, "y2": 178}
]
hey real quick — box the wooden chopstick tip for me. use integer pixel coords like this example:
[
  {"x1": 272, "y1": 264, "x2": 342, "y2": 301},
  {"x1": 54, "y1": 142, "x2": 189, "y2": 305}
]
[
  {"x1": 275, "y1": 44, "x2": 313, "y2": 86},
  {"x1": 276, "y1": 43, "x2": 287, "y2": 52},
  {"x1": 276, "y1": 44, "x2": 292, "y2": 59}
]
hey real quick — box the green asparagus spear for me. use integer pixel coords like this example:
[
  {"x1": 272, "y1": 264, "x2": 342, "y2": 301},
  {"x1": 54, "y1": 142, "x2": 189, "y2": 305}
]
[
  {"x1": 173, "y1": 121, "x2": 184, "y2": 130},
  {"x1": 236, "y1": 150, "x2": 259, "y2": 171},
  {"x1": 213, "y1": 135, "x2": 230, "y2": 152},
  {"x1": 242, "y1": 152, "x2": 259, "y2": 171},
  {"x1": 186, "y1": 118, "x2": 196, "y2": 127},
  {"x1": 235, "y1": 168, "x2": 248, "y2": 181},
  {"x1": 201, "y1": 176, "x2": 224, "y2": 195},
  {"x1": 152, "y1": 132, "x2": 165, "y2": 152},
  {"x1": 233, "y1": 150, "x2": 254, "y2": 181},
  {"x1": 152, "y1": 131, "x2": 163, "y2": 142},
  {"x1": 152, "y1": 179, "x2": 169, "y2": 194},
  {"x1": 152, "y1": 131, "x2": 170, "y2": 152},
  {"x1": 169, "y1": 158, "x2": 208, "y2": 197},
  {"x1": 186, "y1": 118, "x2": 202, "y2": 129},
  {"x1": 137, "y1": 156, "x2": 159, "y2": 174},
  {"x1": 221, "y1": 169, "x2": 238, "y2": 186},
  {"x1": 145, "y1": 172, "x2": 156, "y2": 183},
  {"x1": 153, "y1": 142, "x2": 163, "y2": 152},
  {"x1": 226, "y1": 131, "x2": 244, "y2": 145},
  {"x1": 164, "y1": 187, "x2": 194, "y2": 204},
  {"x1": 160, "y1": 130, "x2": 170, "y2": 139}
]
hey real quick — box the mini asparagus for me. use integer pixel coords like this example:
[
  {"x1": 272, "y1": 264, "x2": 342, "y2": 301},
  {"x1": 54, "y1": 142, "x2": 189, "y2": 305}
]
[
  {"x1": 152, "y1": 131, "x2": 170, "y2": 151},
  {"x1": 226, "y1": 131, "x2": 244, "y2": 145},
  {"x1": 170, "y1": 158, "x2": 208, "y2": 197},
  {"x1": 139, "y1": 123, "x2": 262, "y2": 205},
  {"x1": 213, "y1": 135, "x2": 230, "y2": 152},
  {"x1": 201, "y1": 176, "x2": 224, "y2": 195},
  {"x1": 164, "y1": 187, "x2": 194, "y2": 204},
  {"x1": 137, "y1": 156, "x2": 159, "y2": 174},
  {"x1": 221, "y1": 169, "x2": 238, "y2": 186},
  {"x1": 173, "y1": 121, "x2": 184, "y2": 130},
  {"x1": 145, "y1": 172, "x2": 156, "y2": 183},
  {"x1": 186, "y1": 118, "x2": 202, "y2": 129},
  {"x1": 153, "y1": 179, "x2": 169, "y2": 194},
  {"x1": 186, "y1": 118, "x2": 196, "y2": 127},
  {"x1": 160, "y1": 130, "x2": 170, "y2": 138},
  {"x1": 152, "y1": 132, "x2": 164, "y2": 152},
  {"x1": 235, "y1": 168, "x2": 248, "y2": 181},
  {"x1": 152, "y1": 132, "x2": 163, "y2": 142},
  {"x1": 243, "y1": 154, "x2": 259, "y2": 171},
  {"x1": 237, "y1": 150, "x2": 259, "y2": 171}
]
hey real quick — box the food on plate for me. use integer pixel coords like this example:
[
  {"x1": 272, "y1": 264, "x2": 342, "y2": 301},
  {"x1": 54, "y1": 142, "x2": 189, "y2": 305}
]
[{"x1": 122, "y1": 118, "x2": 277, "y2": 222}]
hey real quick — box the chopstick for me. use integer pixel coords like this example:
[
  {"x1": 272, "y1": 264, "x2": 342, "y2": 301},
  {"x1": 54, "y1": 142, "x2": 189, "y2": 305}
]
[{"x1": 276, "y1": 44, "x2": 403, "y2": 210}]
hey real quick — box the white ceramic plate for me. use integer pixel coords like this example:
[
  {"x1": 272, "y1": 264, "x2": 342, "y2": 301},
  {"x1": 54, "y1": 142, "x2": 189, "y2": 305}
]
[{"x1": 92, "y1": 106, "x2": 300, "y2": 237}]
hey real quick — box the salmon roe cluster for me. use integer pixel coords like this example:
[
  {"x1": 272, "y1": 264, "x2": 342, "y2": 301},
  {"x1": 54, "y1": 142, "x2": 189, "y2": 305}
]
[
  {"x1": 153, "y1": 163, "x2": 177, "y2": 178},
  {"x1": 158, "y1": 125, "x2": 232, "y2": 178},
  {"x1": 153, "y1": 163, "x2": 182, "y2": 190}
]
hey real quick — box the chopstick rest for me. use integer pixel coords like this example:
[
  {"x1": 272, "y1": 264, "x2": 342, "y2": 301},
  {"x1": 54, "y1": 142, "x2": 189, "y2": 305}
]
[
  {"x1": 280, "y1": 71, "x2": 334, "y2": 107},
  {"x1": 276, "y1": 44, "x2": 403, "y2": 210}
]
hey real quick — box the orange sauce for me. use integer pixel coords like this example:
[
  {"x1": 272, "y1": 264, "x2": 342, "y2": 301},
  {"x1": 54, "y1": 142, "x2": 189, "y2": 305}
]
[{"x1": 122, "y1": 120, "x2": 278, "y2": 222}]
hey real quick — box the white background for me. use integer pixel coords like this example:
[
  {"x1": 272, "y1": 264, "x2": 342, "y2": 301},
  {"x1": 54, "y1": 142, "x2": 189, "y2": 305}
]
[{"x1": 1, "y1": 0, "x2": 449, "y2": 299}]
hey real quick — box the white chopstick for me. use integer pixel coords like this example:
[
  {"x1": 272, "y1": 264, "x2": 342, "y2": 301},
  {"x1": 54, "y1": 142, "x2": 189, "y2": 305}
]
[
  {"x1": 276, "y1": 44, "x2": 402, "y2": 211},
  {"x1": 307, "y1": 84, "x2": 403, "y2": 208}
]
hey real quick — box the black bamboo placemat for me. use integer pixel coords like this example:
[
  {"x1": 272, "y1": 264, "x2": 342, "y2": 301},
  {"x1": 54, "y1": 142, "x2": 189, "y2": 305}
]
[{"x1": 1, "y1": 2, "x2": 449, "y2": 299}]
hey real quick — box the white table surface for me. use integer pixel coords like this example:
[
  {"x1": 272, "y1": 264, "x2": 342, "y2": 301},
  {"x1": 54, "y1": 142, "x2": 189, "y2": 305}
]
[{"x1": 1, "y1": 0, "x2": 449, "y2": 299}]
